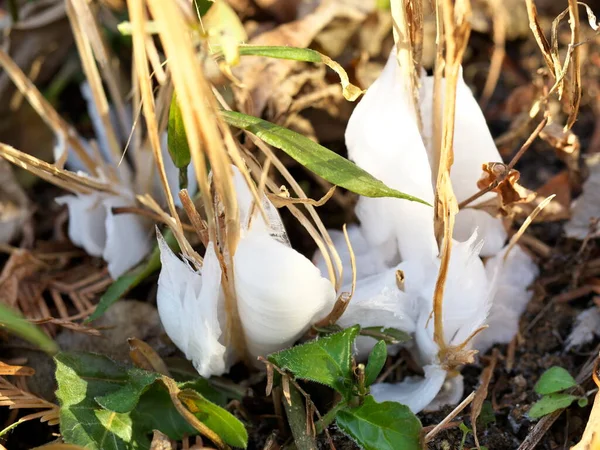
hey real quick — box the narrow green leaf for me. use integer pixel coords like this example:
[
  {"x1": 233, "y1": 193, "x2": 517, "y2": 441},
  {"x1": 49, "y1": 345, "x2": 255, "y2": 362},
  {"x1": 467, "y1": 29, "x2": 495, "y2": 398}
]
[
  {"x1": 87, "y1": 229, "x2": 178, "y2": 322},
  {"x1": 528, "y1": 393, "x2": 579, "y2": 419},
  {"x1": 336, "y1": 395, "x2": 422, "y2": 450},
  {"x1": 235, "y1": 45, "x2": 362, "y2": 101},
  {"x1": 221, "y1": 111, "x2": 430, "y2": 205},
  {"x1": 282, "y1": 383, "x2": 317, "y2": 450},
  {"x1": 364, "y1": 341, "x2": 387, "y2": 387},
  {"x1": 268, "y1": 326, "x2": 360, "y2": 400},
  {"x1": 534, "y1": 366, "x2": 578, "y2": 395},
  {"x1": 168, "y1": 93, "x2": 191, "y2": 169},
  {"x1": 0, "y1": 303, "x2": 58, "y2": 354},
  {"x1": 360, "y1": 326, "x2": 412, "y2": 345},
  {"x1": 179, "y1": 389, "x2": 248, "y2": 448}
]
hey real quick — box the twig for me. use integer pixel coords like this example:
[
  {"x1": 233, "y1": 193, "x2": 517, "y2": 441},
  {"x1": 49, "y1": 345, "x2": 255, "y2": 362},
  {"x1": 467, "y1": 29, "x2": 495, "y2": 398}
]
[{"x1": 424, "y1": 391, "x2": 476, "y2": 443}]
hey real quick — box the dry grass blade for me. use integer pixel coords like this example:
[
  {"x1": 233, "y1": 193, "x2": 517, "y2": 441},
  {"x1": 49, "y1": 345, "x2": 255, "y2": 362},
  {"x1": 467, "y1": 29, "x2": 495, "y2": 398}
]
[
  {"x1": 0, "y1": 50, "x2": 97, "y2": 174},
  {"x1": 566, "y1": 0, "x2": 582, "y2": 130},
  {"x1": 66, "y1": 0, "x2": 125, "y2": 172},
  {"x1": 29, "y1": 317, "x2": 101, "y2": 336},
  {"x1": 424, "y1": 391, "x2": 475, "y2": 443},
  {"x1": 0, "y1": 377, "x2": 60, "y2": 431},
  {"x1": 471, "y1": 349, "x2": 499, "y2": 449},
  {"x1": 525, "y1": 0, "x2": 556, "y2": 75},
  {"x1": 0, "y1": 362, "x2": 35, "y2": 377},
  {"x1": 266, "y1": 185, "x2": 336, "y2": 208},
  {"x1": 0, "y1": 143, "x2": 114, "y2": 195},
  {"x1": 480, "y1": 0, "x2": 506, "y2": 110}
]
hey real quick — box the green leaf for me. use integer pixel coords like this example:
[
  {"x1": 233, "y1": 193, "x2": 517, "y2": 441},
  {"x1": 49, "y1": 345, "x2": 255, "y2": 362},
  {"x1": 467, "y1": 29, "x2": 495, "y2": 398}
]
[
  {"x1": 0, "y1": 303, "x2": 57, "y2": 354},
  {"x1": 528, "y1": 393, "x2": 579, "y2": 419},
  {"x1": 336, "y1": 395, "x2": 422, "y2": 450},
  {"x1": 282, "y1": 383, "x2": 317, "y2": 450},
  {"x1": 235, "y1": 45, "x2": 362, "y2": 101},
  {"x1": 268, "y1": 325, "x2": 359, "y2": 400},
  {"x1": 87, "y1": 229, "x2": 178, "y2": 322},
  {"x1": 55, "y1": 352, "x2": 246, "y2": 449},
  {"x1": 221, "y1": 111, "x2": 430, "y2": 205},
  {"x1": 578, "y1": 397, "x2": 589, "y2": 408},
  {"x1": 179, "y1": 389, "x2": 248, "y2": 448},
  {"x1": 534, "y1": 366, "x2": 578, "y2": 395},
  {"x1": 167, "y1": 93, "x2": 191, "y2": 169},
  {"x1": 365, "y1": 340, "x2": 387, "y2": 387},
  {"x1": 477, "y1": 400, "x2": 496, "y2": 430},
  {"x1": 360, "y1": 326, "x2": 412, "y2": 345}
]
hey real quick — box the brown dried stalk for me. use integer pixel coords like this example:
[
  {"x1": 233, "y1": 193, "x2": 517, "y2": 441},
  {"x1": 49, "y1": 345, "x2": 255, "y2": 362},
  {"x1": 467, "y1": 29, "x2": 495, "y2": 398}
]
[
  {"x1": 431, "y1": 0, "x2": 472, "y2": 359},
  {"x1": 0, "y1": 377, "x2": 60, "y2": 430}
]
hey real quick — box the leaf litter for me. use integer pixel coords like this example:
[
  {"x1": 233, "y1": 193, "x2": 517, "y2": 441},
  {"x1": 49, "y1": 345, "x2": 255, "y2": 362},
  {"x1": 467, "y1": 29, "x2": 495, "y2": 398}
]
[{"x1": 2, "y1": 0, "x2": 600, "y2": 449}]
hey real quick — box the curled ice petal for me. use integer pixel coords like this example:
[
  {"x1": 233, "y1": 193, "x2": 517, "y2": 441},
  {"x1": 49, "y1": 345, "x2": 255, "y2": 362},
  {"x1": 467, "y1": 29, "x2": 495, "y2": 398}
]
[
  {"x1": 474, "y1": 245, "x2": 538, "y2": 353},
  {"x1": 56, "y1": 193, "x2": 107, "y2": 257},
  {"x1": 234, "y1": 230, "x2": 336, "y2": 359},
  {"x1": 57, "y1": 191, "x2": 151, "y2": 278},
  {"x1": 454, "y1": 208, "x2": 507, "y2": 257},
  {"x1": 565, "y1": 307, "x2": 600, "y2": 350},
  {"x1": 157, "y1": 232, "x2": 228, "y2": 377},
  {"x1": 312, "y1": 225, "x2": 388, "y2": 286},
  {"x1": 370, "y1": 364, "x2": 448, "y2": 413},
  {"x1": 346, "y1": 51, "x2": 436, "y2": 265},
  {"x1": 420, "y1": 73, "x2": 502, "y2": 206}
]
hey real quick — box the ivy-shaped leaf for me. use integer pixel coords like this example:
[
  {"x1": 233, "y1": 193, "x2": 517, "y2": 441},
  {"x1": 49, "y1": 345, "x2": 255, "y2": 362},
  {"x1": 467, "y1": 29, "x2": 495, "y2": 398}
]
[
  {"x1": 534, "y1": 366, "x2": 578, "y2": 395},
  {"x1": 268, "y1": 326, "x2": 359, "y2": 400},
  {"x1": 55, "y1": 352, "x2": 247, "y2": 449},
  {"x1": 528, "y1": 393, "x2": 579, "y2": 419},
  {"x1": 336, "y1": 395, "x2": 422, "y2": 450}
]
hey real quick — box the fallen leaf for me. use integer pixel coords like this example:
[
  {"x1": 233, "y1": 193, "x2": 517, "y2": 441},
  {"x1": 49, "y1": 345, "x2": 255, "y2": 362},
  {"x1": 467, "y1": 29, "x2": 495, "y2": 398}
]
[{"x1": 477, "y1": 163, "x2": 535, "y2": 215}]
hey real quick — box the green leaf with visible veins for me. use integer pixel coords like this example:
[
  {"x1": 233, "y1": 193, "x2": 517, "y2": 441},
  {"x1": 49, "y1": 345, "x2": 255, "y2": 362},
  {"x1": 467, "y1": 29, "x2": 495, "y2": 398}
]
[
  {"x1": 55, "y1": 351, "x2": 247, "y2": 449},
  {"x1": 336, "y1": 395, "x2": 422, "y2": 450},
  {"x1": 268, "y1": 326, "x2": 359, "y2": 400},
  {"x1": 528, "y1": 393, "x2": 579, "y2": 419},
  {"x1": 534, "y1": 366, "x2": 578, "y2": 395},
  {"x1": 221, "y1": 111, "x2": 430, "y2": 205}
]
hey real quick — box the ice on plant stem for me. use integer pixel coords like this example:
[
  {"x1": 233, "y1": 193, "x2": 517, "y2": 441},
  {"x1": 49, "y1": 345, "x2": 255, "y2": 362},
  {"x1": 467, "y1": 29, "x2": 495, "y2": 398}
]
[
  {"x1": 156, "y1": 165, "x2": 336, "y2": 376},
  {"x1": 312, "y1": 48, "x2": 539, "y2": 413},
  {"x1": 52, "y1": 82, "x2": 194, "y2": 278}
]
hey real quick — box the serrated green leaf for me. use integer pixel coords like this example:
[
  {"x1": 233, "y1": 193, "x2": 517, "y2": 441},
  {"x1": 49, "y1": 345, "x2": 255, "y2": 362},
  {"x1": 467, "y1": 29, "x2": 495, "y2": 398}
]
[
  {"x1": 87, "y1": 229, "x2": 178, "y2": 323},
  {"x1": 168, "y1": 93, "x2": 191, "y2": 169},
  {"x1": 235, "y1": 45, "x2": 362, "y2": 101},
  {"x1": 0, "y1": 303, "x2": 57, "y2": 354},
  {"x1": 528, "y1": 393, "x2": 579, "y2": 419},
  {"x1": 221, "y1": 111, "x2": 430, "y2": 205},
  {"x1": 534, "y1": 366, "x2": 578, "y2": 395},
  {"x1": 268, "y1": 326, "x2": 360, "y2": 400},
  {"x1": 365, "y1": 341, "x2": 387, "y2": 387},
  {"x1": 336, "y1": 395, "x2": 421, "y2": 450},
  {"x1": 179, "y1": 389, "x2": 248, "y2": 448}
]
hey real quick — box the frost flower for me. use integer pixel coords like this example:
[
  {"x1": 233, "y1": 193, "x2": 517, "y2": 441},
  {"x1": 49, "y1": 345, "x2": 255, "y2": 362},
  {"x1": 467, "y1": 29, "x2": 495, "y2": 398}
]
[
  {"x1": 315, "y1": 49, "x2": 538, "y2": 412},
  {"x1": 157, "y1": 166, "x2": 336, "y2": 377},
  {"x1": 54, "y1": 83, "x2": 189, "y2": 279}
]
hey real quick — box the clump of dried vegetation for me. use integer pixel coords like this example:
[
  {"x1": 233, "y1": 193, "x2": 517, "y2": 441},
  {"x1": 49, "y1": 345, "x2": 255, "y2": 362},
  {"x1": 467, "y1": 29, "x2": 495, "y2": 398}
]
[{"x1": 1, "y1": 0, "x2": 600, "y2": 449}]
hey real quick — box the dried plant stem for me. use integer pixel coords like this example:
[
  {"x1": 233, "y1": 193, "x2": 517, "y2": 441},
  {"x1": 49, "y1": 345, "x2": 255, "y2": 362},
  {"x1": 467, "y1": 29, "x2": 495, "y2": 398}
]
[
  {"x1": 567, "y1": 0, "x2": 582, "y2": 130},
  {"x1": 480, "y1": 0, "x2": 506, "y2": 110},
  {"x1": 66, "y1": 0, "x2": 126, "y2": 176},
  {"x1": 0, "y1": 49, "x2": 98, "y2": 175},
  {"x1": 424, "y1": 391, "x2": 475, "y2": 442},
  {"x1": 391, "y1": 0, "x2": 422, "y2": 129},
  {"x1": 431, "y1": 0, "x2": 471, "y2": 356}
]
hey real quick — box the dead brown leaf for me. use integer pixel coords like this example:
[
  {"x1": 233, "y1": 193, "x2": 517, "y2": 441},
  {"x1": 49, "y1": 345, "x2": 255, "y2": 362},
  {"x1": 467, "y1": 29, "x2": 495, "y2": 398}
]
[
  {"x1": 0, "y1": 361, "x2": 35, "y2": 376},
  {"x1": 128, "y1": 337, "x2": 171, "y2": 376},
  {"x1": 476, "y1": 163, "x2": 536, "y2": 215}
]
